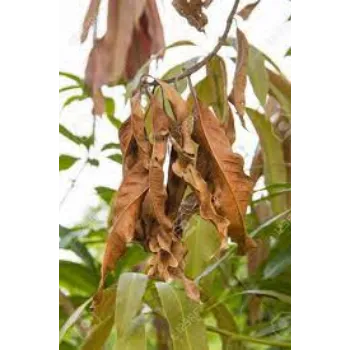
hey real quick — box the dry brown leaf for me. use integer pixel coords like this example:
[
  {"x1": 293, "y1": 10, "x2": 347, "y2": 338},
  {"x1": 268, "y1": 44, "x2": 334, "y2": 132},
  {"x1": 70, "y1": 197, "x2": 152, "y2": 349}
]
[
  {"x1": 85, "y1": 0, "x2": 165, "y2": 115},
  {"x1": 172, "y1": 0, "x2": 209, "y2": 32},
  {"x1": 237, "y1": 0, "x2": 261, "y2": 21},
  {"x1": 229, "y1": 27, "x2": 249, "y2": 119},
  {"x1": 222, "y1": 105, "x2": 236, "y2": 145},
  {"x1": 173, "y1": 162, "x2": 229, "y2": 248},
  {"x1": 81, "y1": 0, "x2": 102, "y2": 43},
  {"x1": 157, "y1": 80, "x2": 189, "y2": 122},
  {"x1": 149, "y1": 98, "x2": 176, "y2": 251},
  {"x1": 193, "y1": 102, "x2": 256, "y2": 253}
]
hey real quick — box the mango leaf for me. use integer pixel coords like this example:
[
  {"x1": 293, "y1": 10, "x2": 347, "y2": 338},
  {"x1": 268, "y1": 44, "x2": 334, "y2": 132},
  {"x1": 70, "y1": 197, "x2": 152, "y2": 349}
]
[
  {"x1": 194, "y1": 56, "x2": 229, "y2": 123},
  {"x1": 115, "y1": 315, "x2": 147, "y2": 350},
  {"x1": 250, "y1": 209, "x2": 291, "y2": 238},
  {"x1": 240, "y1": 290, "x2": 291, "y2": 304},
  {"x1": 59, "y1": 125, "x2": 83, "y2": 145},
  {"x1": 184, "y1": 215, "x2": 220, "y2": 279},
  {"x1": 108, "y1": 153, "x2": 123, "y2": 164},
  {"x1": 80, "y1": 314, "x2": 114, "y2": 350},
  {"x1": 59, "y1": 261, "x2": 99, "y2": 296},
  {"x1": 59, "y1": 297, "x2": 92, "y2": 343},
  {"x1": 156, "y1": 282, "x2": 209, "y2": 350},
  {"x1": 105, "y1": 97, "x2": 122, "y2": 129},
  {"x1": 81, "y1": 0, "x2": 102, "y2": 43},
  {"x1": 285, "y1": 48, "x2": 291, "y2": 57},
  {"x1": 101, "y1": 143, "x2": 120, "y2": 152},
  {"x1": 248, "y1": 46, "x2": 269, "y2": 106},
  {"x1": 59, "y1": 85, "x2": 81, "y2": 94},
  {"x1": 238, "y1": 0, "x2": 261, "y2": 20},
  {"x1": 59, "y1": 72, "x2": 84, "y2": 87},
  {"x1": 62, "y1": 95, "x2": 87, "y2": 109},
  {"x1": 115, "y1": 273, "x2": 148, "y2": 336},
  {"x1": 59, "y1": 155, "x2": 79, "y2": 171},
  {"x1": 246, "y1": 108, "x2": 288, "y2": 213},
  {"x1": 95, "y1": 186, "x2": 116, "y2": 204}
]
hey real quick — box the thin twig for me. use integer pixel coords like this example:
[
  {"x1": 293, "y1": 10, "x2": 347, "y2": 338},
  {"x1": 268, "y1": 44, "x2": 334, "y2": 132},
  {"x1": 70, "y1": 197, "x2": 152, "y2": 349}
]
[{"x1": 144, "y1": 0, "x2": 240, "y2": 88}]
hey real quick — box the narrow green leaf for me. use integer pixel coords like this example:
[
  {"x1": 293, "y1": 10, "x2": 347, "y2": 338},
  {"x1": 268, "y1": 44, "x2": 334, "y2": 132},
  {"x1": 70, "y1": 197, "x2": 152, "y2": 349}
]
[
  {"x1": 87, "y1": 158, "x2": 99, "y2": 167},
  {"x1": 250, "y1": 209, "x2": 291, "y2": 238},
  {"x1": 59, "y1": 85, "x2": 81, "y2": 94},
  {"x1": 80, "y1": 314, "x2": 114, "y2": 350},
  {"x1": 248, "y1": 46, "x2": 269, "y2": 106},
  {"x1": 101, "y1": 143, "x2": 121, "y2": 152},
  {"x1": 184, "y1": 215, "x2": 220, "y2": 279},
  {"x1": 108, "y1": 153, "x2": 123, "y2": 164},
  {"x1": 62, "y1": 95, "x2": 86, "y2": 109},
  {"x1": 59, "y1": 298, "x2": 92, "y2": 343},
  {"x1": 59, "y1": 72, "x2": 84, "y2": 87},
  {"x1": 59, "y1": 155, "x2": 79, "y2": 171},
  {"x1": 239, "y1": 289, "x2": 291, "y2": 304},
  {"x1": 115, "y1": 315, "x2": 147, "y2": 350},
  {"x1": 115, "y1": 273, "x2": 148, "y2": 336},
  {"x1": 285, "y1": 47, "x2": 291, "y2": 56},
  {"x1": 59, "y1": 125, "x2": 82, "y2": 145},
  {"x1": 156, "y1": 282, "x2": 209, "y2": 350},
  {"x1": 95, "y1": 186, "x2": 116, "y2": 204},
  {"x1": 59, "y1": 261, "x2": 98, "y2": 296},
  {"x1": 246, "y1": 108, "x2": 288, "y2": 213}
]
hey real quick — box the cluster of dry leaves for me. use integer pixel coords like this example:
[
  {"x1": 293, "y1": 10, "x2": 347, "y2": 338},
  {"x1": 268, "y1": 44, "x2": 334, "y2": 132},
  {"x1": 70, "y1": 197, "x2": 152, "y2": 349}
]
[{"x1": 78, "y1": 0, "x2": 278, "y2": 303}]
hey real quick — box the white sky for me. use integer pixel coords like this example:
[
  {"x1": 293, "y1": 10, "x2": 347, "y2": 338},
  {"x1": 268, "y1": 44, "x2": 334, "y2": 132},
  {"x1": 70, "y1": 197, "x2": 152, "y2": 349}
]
[{"x1": 59, "y1": 0, "x2": 291, "y2": 227}]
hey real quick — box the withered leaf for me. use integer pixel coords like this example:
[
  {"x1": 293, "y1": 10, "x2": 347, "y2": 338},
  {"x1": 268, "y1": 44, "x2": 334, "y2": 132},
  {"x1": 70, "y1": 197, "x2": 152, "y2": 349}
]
[
  {"x1": 172, "y1": 0, "x2": 209, "y2": 32},
  {"x1": 193, "y1": 102, "x2": 256, "y2": 253},
  {"x1": 157, "y1": 80, "x2": 189, "y2": 122},
  {"x1": 98, "y1": 161, "x2": 149, "y2": 301},
  {"x1": 237, "y1": 0, "x2": 261, "y2": 21},
  {"x1": 149, "y1": 98, "x2": 175, "y2": 251},
  {"x1": 229, "y1": 27, "x2": 249, "y2": 119},
  {"x1": 81, "y1": 0, "x2": 102, "y2": 43},
  {"x1": 173, "y1": 162, "x2": 229, "y2": 248}
]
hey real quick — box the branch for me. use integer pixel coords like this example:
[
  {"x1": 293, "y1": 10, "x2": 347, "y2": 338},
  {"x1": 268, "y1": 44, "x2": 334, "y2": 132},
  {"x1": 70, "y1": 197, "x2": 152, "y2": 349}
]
[
  {"x1": 206, "y1": 326, "x2": 291, "y2": 348},
  {"x1": 142, "y1": 0, "x2": 240, "y2": 87}
]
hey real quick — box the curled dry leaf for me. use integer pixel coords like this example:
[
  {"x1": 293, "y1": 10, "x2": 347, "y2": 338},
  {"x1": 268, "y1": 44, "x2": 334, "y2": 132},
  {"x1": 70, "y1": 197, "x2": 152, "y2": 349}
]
[
  {"x1": 173, "y1": 162, "x2": 229, "y2": 248},
  {"x1": 156, "y1": 80, "x2": 189, "y2": 123},
  {"x1": 229, "y1": 27, "x2": 249, "y2": 119},
  {"x1": 81, "y1": 0, "x2": 102, "y2": 43},
  {"x1": 237, "y1": 0, "x2": 261, "y2": 21},
  {"x1": 172, "y1": 0, "x2": 210, "y2": 32},
  {"x1": 84, "y1": 0, "x2": 164, "y2": 115},
  {"x1": 96, "y1": 96, "x2": 150, "y2": 303},
  {"x1": 193, "y1": 102, "x2": 256, "y2": 253}
]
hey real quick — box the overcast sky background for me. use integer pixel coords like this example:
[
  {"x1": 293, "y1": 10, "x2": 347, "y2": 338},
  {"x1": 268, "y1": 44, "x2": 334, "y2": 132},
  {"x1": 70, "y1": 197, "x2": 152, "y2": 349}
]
[{"x1": 59, "y1": 0, "x2": 291, "y2": 228}]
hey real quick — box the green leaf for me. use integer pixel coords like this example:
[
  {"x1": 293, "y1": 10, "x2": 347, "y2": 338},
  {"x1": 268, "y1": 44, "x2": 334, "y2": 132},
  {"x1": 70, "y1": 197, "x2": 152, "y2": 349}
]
[
  {"x1": 105, "y1": 97, "x2": 122, "y2": 129},
  {"x1": 184, "y1": 215, "x2": 220, "y2": 279},
  {"x1": 59, "y1": 72, "x2": 84, "y2": 87},
  {"x1": 59, "y1": 155, "x2": 79, "y2": 171},
  {"x1": 115, "y1": 315, "x2": 147, "y2": 350},
  {"x1": 59, "y1": 85, "x2": 81, "y2": 94},
  {"x1": 115, "y1": 273, "x2": 148, "y2": 336},
  {"x1": 87, "y1": 158, "x2": 99, "y2": 167},
  {"x1": 250, "y1": 209, "x2": 291, "y2": 238},
  {"x1": 95, "y1": 186, "x2": 116, "y2": 204},
  {"x1": 248, "y1": 46, "x2": 269, "y2": 106},
  {"x1": 59, "y1": 298, "x2": 92, "y2": 343},
  {"x1": 285, "y1": 47, "x2": 291, "y2": 56},
  {"x1": 59, "y1": 261, "x2": 98, "y2": 296},
  {"x1": 239, "y1": 290, "x2": 291, "y2": 304},
  {"x1": 101, "y1": 143, "x2": 121, "y2": 152},
  {"x1": 246, "y1": 108, "x2": 288, "y2": 213},
  {"x1": 80, "y1": 314, "x2": 114, "y2": 350},
  {"x1": 59, "y1": 125, "x2": 83, "y2": 145},
  {"x1": 156, "y1": 282, "x2": 209, "y2": 350},
  {"x1": 108, "y1": 153, "x2": 123, "y2": 164},
  {"x1": 194, "y1": 56, "x2": 229, "y2": 123},
  {"x1": 62, "y1": 95, "x2": 86, "y2": 109}
]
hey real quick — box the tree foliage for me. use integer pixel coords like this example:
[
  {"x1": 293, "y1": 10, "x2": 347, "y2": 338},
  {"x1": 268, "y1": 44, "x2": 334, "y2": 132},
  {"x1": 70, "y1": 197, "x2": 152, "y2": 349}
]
[{"x1": 59, "y1": 0, "x2": 291, "y2": 349}]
